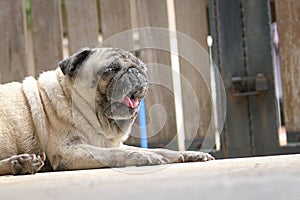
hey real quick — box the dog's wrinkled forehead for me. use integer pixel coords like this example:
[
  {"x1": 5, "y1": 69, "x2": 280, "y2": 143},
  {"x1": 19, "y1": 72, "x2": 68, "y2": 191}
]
[
  {"x1": 99, "y1": 48, "x2": 147, "y2": 71},
  {"x1": 59, "y1": 47, "x2": 147, "y2": 77}
]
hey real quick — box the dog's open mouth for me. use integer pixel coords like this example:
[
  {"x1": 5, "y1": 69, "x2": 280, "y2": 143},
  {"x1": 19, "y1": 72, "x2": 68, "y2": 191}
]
[
  {"x1": 118, "y1": 95, "x2": 139, "y2": 108},
  {"x1": 103, "y1": 67, "x2": 148, "y2": 120}
]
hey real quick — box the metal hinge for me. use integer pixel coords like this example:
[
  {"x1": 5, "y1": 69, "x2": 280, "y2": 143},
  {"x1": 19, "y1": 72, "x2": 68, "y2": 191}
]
[{"x1": 231, "y1": 73, "x2": 269, "y2": 97}]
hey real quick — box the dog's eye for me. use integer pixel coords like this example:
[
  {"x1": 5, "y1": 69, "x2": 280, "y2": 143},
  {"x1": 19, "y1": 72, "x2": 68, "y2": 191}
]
[
  {"x1": 104, "y1": 63, "x2": 121, "y2": 74},
  {"x1": 105, "y1": 67, "x2": 116, "y2": 72},
  {"x1": 99, "y1": 67, "x2": 115, "y2": 76}
]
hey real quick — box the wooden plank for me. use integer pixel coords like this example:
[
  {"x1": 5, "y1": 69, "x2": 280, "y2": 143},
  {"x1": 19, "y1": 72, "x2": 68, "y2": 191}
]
[
  {"x1": 174, "y1": 0, "x2": 211, "y2": 141},
  {"x1": 174, "y1": 0, "x2": 209, "y2": 48},
  {"x1": 0, "y1": 0, "x2": 9, "y2": 83},
  {"x1": 99, "y1": 0, "x2": 136, "y2": 144},
  {"x1": 135, "y1": 0, "x2": 177, "y2": 148},
  {"x1": 243, "y1": 0, "x2": 279, "y2": 155},
  {"x1": 97, "y1": 0, "x2": 102, "y2": 33},
  {"x1": 214, "y1": 0, "x2": 252, "y2": 157},
  {"x1": 275, "y1": 0, "x2": 300, "y2": 132},
  {"x1": 31, "y1": 0, "x2": 63, "y2": 73},
  {"x1": 99, "y1": 0, "x2": 131, "y2": 40},
  {"x1": 64, "y1": 0, "x2": 99, "y2": 54},
  {"x1": 0, "y1": 0, "x2": 28, "y2": 83},
  {"x1": 100, "y1": 0, "x2": 140, "y2": 144}
]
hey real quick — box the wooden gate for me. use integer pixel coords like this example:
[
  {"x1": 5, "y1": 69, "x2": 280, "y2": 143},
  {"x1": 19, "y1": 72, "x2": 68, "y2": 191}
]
[{"x1": 209, "y1": 0, "x2": 300, "y2": 158}]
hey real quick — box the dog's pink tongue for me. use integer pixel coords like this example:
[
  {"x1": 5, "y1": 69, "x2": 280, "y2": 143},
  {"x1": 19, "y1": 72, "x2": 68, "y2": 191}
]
[{"x1": 120, "y1": 96, "x2": 139, "y2": 108}]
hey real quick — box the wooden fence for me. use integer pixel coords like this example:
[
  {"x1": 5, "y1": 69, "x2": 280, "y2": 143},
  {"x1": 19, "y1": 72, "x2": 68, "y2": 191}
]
[
  {"x1": 0, "y1": 0, "x2": 210, "y2": 149},
  {"x1": 275, "y1": 0, "x2": 300, "y2": 134},
  {"x1": 1, "y1": 0, "x2": 299, "y2": 152}
]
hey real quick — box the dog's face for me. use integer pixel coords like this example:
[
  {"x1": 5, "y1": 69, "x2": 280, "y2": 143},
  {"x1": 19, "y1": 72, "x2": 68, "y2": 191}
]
[{"x1": 59, "y1": 48, "x2": 148, "y2": 138}]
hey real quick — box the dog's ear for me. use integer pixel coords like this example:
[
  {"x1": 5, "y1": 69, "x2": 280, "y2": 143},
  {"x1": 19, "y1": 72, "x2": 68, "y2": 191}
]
[{"x1": 59, "y1": 47, "x2": 91, "y2": 76}]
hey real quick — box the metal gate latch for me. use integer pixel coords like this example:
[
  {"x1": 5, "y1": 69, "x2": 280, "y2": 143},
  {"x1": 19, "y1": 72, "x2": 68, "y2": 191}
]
[{"x1": 231, "y1": 73, "x2": 269, "y2": 97}]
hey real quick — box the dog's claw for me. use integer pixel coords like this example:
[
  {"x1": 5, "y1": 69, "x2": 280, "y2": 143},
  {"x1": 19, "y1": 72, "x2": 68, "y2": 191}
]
[
  {"x1": 38, "y1": 152, "x2": 46, "y2": 162},
  {"x1": 180, "y1": 151, "x2": 215, "y2": 162}
]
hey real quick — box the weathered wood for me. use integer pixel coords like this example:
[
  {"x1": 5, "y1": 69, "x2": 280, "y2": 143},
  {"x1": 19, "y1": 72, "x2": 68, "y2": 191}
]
[
  {"x1": 99, "y1": 0, "x2": 131, "y2": 40},
  {"x1": 0, "y1": 0, "x2": 28, "y2": 83},
  {"x1": 135, "y1": 0, "x2": 177, "y2": 147},
  {"x1": 174, "y1": 0, "x2": 209, "y2": 48},
  {"x1": 64, "y1": 0, "x2": 99, "y2": 54},
  {"x1": 174, "y1": 0, "x2": 211, "y2": 140},
  {"x1": 275, "y1": 0, "x2": 300, "y2": 132},
  {"x1": 99, "y1": 0, "x2": 136, "y2": 144},
  {"x1": 96, "y1": 0, "x2": 102, "y2": 33},
  {"x1": 243, "y1": 0, "x2": 279, "y2": 155},
  {"x1": 213, "y1": 0, "x2": 252, "y2": 157},
  {"x1": 31, "y1": 0, "x2": 63, "y2": 73},
  {"x1": 100, "y1": 0, "x2": 139, "y2": 144}
]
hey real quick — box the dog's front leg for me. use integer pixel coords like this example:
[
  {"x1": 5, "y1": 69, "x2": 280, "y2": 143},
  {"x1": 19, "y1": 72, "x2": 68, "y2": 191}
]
[
  {"x1": 49, "y1": 144, "x2": 167, "y2": 171},
  {"x1": 121, "y1": 145, "x2": 215, "y2": 163}
]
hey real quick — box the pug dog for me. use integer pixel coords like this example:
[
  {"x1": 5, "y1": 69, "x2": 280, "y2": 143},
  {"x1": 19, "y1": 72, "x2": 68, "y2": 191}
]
[{"x1": 0, "y1": 48, "x2": 214, "y2": 175}]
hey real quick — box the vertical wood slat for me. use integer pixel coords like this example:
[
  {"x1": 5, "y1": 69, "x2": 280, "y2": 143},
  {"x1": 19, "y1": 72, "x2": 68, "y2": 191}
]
[
  {"x1": 174, "y1": 0, "x2": 211, "y2": 140},
  {"x1": 275, "y1": 0, "x2": 300, "y2": 132},
  {"x1": 243, "y1": 0, "x2": 279, "y2": 155},
  {"x1": 214, "y1": 0, "x2": 252, "y2": 157},
  {"x1": 96, "y1": 0, "x2": 102, "y2": 33},
  {"x1": 99, "y1": 0, "x2": 137, "y2": 144},
  {"x1": 31, "y1": 0, "x2": 63, "y2": 73},
  {"x1": 0, "y1": 0, "x2": 28, "y2": 83},
  {"x1": 64, "y1": 0, "x2": 99, "y2": 54},
  {"x1": 100, "y1": 0, "x2": 131, "y2": 40},
  {"x1": 135, "y1": 0, "x2": 177, "y2": 147}
]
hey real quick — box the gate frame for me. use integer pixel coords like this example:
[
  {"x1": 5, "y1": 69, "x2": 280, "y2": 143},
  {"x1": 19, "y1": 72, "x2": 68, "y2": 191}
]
[{"x1": 209, "y1": 0, "x2": 300, "y2": 158}]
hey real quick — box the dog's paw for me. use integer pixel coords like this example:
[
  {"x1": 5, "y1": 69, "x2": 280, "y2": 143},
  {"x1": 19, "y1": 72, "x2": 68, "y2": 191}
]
[
  {"x1": 179, "y1": 151, "x2": 215, "y2": 162},
  {"x1": 126, "y1": 151, "x2": 167, "y2": 166},
  {"x1": 9, "y1": 153, "x2": 46, "y2": 175}
]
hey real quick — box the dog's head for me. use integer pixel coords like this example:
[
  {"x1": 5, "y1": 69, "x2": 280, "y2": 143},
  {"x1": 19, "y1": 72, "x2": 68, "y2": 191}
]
[{"x1": 59, "y1": 47, "x2": 148, "y2": 139}]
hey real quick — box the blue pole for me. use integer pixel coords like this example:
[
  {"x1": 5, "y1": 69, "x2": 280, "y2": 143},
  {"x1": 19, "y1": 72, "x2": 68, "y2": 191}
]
[{"x1": 138, "y1": 99, "x2": 148, "y2": 148}]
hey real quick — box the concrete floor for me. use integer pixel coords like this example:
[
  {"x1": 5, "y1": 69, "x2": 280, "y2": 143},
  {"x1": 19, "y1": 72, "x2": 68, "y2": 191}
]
[{"x1": 0, "y1": 154, "x2": 299, "y2": 200}]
